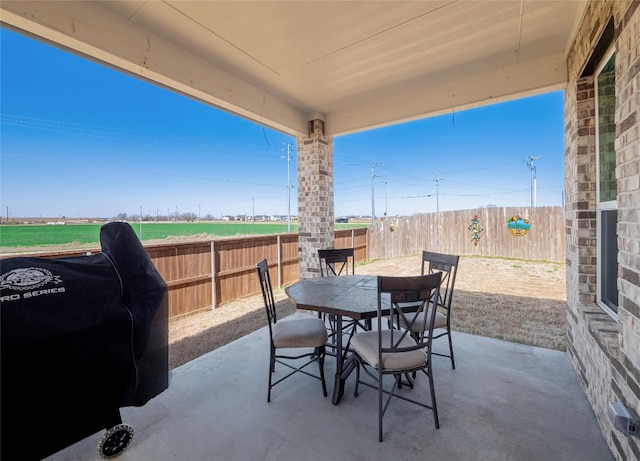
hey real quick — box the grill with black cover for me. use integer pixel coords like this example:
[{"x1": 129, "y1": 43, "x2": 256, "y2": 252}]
[{"x1": 0, "y1": 222, "x2": 169, "y2": 460}]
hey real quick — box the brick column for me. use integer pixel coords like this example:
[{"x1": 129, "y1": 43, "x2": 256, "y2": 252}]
[
  {"x1": 296, "y1": 119, "x2": 334, "y2": 278},
  {"x1": 564, "y1": 76, "x2": 598, "y2": 308}
]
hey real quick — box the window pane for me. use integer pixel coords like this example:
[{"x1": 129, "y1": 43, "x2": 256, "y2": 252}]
[
  {"x1": 598, "y1": 54, "x2": 617, "y2": 203},
  {"x1": 600, "y1": 209, "x2": 618, "y2": 312}
]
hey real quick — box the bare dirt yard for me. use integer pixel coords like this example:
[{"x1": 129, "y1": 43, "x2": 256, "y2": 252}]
[{"x1": 169, "y1": 255, "x2": 566, "y2": 369}]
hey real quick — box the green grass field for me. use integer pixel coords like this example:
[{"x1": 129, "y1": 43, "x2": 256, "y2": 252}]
[{"x1": 0, "y1": 221, "x2": 368, "y2": 248}]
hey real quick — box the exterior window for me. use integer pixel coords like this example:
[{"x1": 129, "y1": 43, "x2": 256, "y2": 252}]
[{"x1": 596, "y1": 52, "x2": 618, "y2": 316}]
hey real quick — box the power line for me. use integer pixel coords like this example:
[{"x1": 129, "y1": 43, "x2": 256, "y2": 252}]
[
  {"x1": 0, "y1": 113, "x2": 285, "y2": 160},
  {"x1": 1, "y1": 153, "x2": 285, "y2": 188},
  {"x1": 442, "y1": 160, "x2": 524, "y2": 175}
]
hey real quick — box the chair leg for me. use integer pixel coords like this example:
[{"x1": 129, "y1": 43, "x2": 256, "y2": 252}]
[
  {"x1": 398, "y1": 373, "x2": 414, "y2": 389},
  {"x1": 427, "y1": 364, "x2": 439, "y2": 429},
  {"x1": 448, "y1": 329, "x2": 455, "y2": 369},
  {"x1": 378, "y1": 372, "x2": 384, "y2": 442},
  {"x1": 318, "y1": 346, "x2": 328, "y2": 397},
  {"x1": 353, "y1": 360, "x2": 360, "y2": 397},
  {"x1": 409, "y1": 332, "x2": 419, "y2": 380},
  {"x1": 267, "y1": 350, "x2": 275, "y2": 403}
]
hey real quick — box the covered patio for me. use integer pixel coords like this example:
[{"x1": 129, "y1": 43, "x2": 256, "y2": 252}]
[
  {"x1": 3, "y1": 2, "x2": 638, "y2": 459},
  {"x1": 46, "y1": 325, "x2": 611, "y2": 460}
]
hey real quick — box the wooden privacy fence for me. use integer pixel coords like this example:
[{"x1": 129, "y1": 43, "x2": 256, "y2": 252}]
[
  {"x1": 149, "y1": 228, "x2": 367, "y2": 318},
  {"x1": 367, "y1": 206, "x2": 565, "y2": 263},
  {"x1": 3, "y1": 228, "x2": 367, "y2": 320},
  {"x1": 2, "y1": 208, "x2": 563, "y2": 319}
]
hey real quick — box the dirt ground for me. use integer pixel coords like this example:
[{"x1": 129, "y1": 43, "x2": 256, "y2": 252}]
[{"x1": 169, "y1": 255, "x2": 566, "y2": 369}]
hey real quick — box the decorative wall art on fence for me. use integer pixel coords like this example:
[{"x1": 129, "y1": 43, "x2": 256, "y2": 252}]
[
  {"x1": 507, "y1": 215, "x2": 531, "y2": 236},
  {"x1": 468, "y1": 215, "x2": 484, "y2": 245}
]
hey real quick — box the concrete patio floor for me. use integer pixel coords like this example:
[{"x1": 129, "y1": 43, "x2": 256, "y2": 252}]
[{"x1": 46, "y1": 316, "x2": 612, "y2": 461}]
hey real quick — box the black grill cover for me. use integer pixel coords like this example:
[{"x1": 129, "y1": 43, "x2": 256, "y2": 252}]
[{"x1": 0, "y1": 222, "x2": 169, "y2": 460}]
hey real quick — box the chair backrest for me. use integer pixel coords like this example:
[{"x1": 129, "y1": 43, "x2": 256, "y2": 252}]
[
  {"x1": 318, "y1": 248, "x2": 355, "y2": 277},
  {"x1": 256, "y1": 259, "x2": 277, "y2": 329},
  {"x1": 377, "y1": 272, "x2": 443, "y2": 352},
  {"x1": 421, "y1": 251, "x2": 459, "y2": 314}
]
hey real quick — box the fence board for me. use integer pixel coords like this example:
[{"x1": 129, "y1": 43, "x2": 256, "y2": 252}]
[{"x1": 145, "y1": 242, "x2": 212, "y2": 318}]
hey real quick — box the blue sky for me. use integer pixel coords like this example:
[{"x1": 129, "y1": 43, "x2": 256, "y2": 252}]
[{"x1": 1, "y1": 28, "x2": 564, "y2": 220}]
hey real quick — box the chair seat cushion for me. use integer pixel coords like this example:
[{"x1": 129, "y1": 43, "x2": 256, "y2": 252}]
[
  {"x1": 273, "y1": 317, "x2": 328, "y2": 348},
  {"x1": 397, "y1": 310, "x2": 447, "y2": 332},
  {"x1": 351, "y1": 330, "x2": 427, "y2": 372}
]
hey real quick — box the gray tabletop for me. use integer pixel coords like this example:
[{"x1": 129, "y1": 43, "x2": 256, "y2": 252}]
[{"x1": 285, "y1": 274, "x2": 388, "y2": 320}]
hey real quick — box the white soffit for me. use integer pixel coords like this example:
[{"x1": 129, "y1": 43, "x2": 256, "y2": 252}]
[{"x1": 1, "y1": 1, "x2": 586, "y2": 137}]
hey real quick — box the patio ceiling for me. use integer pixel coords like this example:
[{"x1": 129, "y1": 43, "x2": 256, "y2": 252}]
[{"x1": 1, "y1": 1, "x2": 586, "y2": 137}]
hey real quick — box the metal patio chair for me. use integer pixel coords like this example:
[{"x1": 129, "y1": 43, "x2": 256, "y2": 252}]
[
  {"x1": 317, "y1": 248, "x2": 365, "y2": 358},
  {"x1": 318, "y1": 248, "x2": 355, "y2": 277},
  {"x1": 351, "y1": 272, "x2": 443, "y2": 441},
  {"x1": 255, "y1": 259, "x2": 328, "y2": 402},
  {"x1": 395, "y1": 251, "x2": 460, "y2": 369}
]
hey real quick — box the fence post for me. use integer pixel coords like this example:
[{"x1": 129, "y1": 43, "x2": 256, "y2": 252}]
[
  {"x1": 277, "y1": 234, "x2": 282, "y2": 288},
  {"x1": 210, "y1": 241, "x2": 216, "y2": 309},
  {"x1": 366, "y1": 227, "x2": 370, "y2": 261}
]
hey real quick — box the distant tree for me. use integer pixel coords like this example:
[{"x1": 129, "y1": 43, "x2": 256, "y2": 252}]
[
  {"x1": 115, "y1": 212, "x2": 128, "y2": 221},
  {"x1": 180, "y1": 212, "x2": 197, "y2": 222}
]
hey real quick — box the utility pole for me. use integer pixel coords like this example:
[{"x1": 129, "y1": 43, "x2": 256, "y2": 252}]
[
  {"x1": 286, "y1": 143, "x2": 292, "y2": 233},
  {"x1": 526, "y1": 156, "x2": 539, "y2": 207},
  {"x1": 433, "y1": 172, "x2": 442, "y2": 213},
  {"x1": 280, "y1": 142, "x2": 293, "y2": 233},
  {"x1": 384, "y1": 180, "x2": 388, "y2": 219},
  {"x1": 370, "y1": 163, "x2": 386, "y2": 224}
]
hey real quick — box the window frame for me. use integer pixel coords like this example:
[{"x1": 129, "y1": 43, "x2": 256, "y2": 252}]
[{"x1": 594, "y1": 47, "x2": 618, "y2": 319}]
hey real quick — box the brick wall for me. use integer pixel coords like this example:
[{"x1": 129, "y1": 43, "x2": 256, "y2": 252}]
[
  {"x1": 616, "y1": 1, "x2": 640, "y2": 367},
  {"x1": 565, "y1": 1, "x2": 640, "y2": 460}
]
